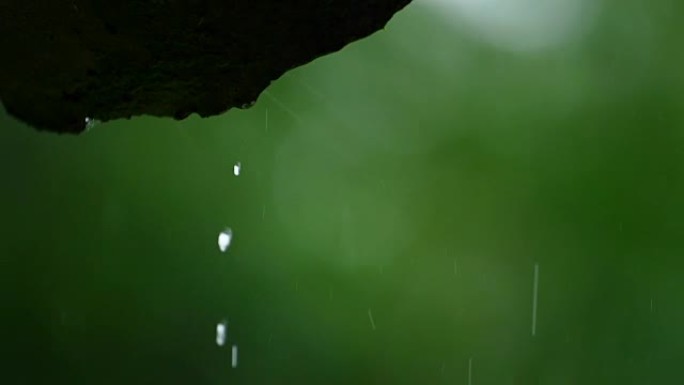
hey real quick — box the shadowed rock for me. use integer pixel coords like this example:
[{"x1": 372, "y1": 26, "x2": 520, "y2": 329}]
[{"x1": 0, "y1": 0, "x2": 411, "y2": 133}]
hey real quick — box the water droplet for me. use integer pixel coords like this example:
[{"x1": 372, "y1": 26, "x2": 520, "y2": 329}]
[
  {"x1": 216, "y1": 320, "x2": 227, "y2": 346},
  {"x1": 231, "y1": 344, "x2": 238, "y2": 367},
  {"x1": 240, "y1": 100, "x2": 256, "y2": 109},
  {"x1": 84, "y1": 117, "x2": 98, "y2": 130},
  {"x1": 218, "y1": 228, "x2": 233, "y2": 252},
  {"x1": 233, "y1": 162, "x2": 241, "y2": 176}
]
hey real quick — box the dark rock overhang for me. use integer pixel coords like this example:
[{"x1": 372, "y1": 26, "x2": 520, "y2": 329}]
[{"x1": 0, "y1": 0, "x2": 411, "y2": 133}]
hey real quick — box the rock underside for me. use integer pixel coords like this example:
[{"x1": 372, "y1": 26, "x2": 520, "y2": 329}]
[{"x1": 0, "y1": 0, "x2": 411, "y2": 133}]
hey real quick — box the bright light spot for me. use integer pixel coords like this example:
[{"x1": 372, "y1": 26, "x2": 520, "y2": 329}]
[
  {"x1": 216, "y1": 320, "x2": 227, "y2": 346},
  {"x1": 231, "y1": 345, "x2": 238, "y2": 368},
  {"x1": 84, "y1": 117, "x2": 98, "y2": 130},
  {"x1": 233, "y1": 162, "x2": 241, "y2": 176},
  {"x1": 425, "y1": 0, "x2": 595, "y2": 52},
  {"x1": 218, "y1": 228, "x2": 233, "y2": 252}
]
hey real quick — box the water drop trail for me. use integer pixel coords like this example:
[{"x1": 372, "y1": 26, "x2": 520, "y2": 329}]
[
  {"x1": 294, "y1": 76, "x2": 328, "y2": 101},
  {"x1": 367, "y1": 308, "x2": 376, "y2": 330},
  {"x1": 263, "y1": 90, "x2": 302, "y2": 122},
  {"x1": 231, "y1": 345, "x2": 238, "y2": 368},
  {"x1": 215, "y1": 320, "x2": 227, "y2": 346},
  {"x1": 532, "y1": 263, "x2": 539, "y2": 336}
]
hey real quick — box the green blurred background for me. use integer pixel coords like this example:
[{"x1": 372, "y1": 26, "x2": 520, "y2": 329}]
[{"x1": 2, "y1": 0, "x2": 684, "y2": 383}]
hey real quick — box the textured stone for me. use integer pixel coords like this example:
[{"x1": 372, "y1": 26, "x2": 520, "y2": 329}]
[{"x1": 0, "y1": 0, "x2": 411, "y2": 133}]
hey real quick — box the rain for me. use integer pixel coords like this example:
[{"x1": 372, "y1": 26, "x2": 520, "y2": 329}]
[
  {"x1": 367, "y1": 308, "x2": 377, "y2": 331},
  {"x1": 218, "y1": 228, "x2": 233, "y2": 252},
  {"x1": 532, "y1": 263, "x2": 540, "y2": 336},
  {"x1": 231, "y1": 345, "x2": 238, "y2": 368},
  {"x1": 3, "y1": 0, "x2": 683, "y2": 383},
  {"x1": 215, "y1": 320, "x2": 227, "y2": 346}
]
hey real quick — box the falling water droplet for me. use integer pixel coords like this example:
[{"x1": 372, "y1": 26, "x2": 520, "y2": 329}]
[
  {"x1": 216, "y1": 320, "x2": 227, "y2": 346},
  {"x1": 231, "y1": 344, "x2": 239, "y2": 368},
  {"x1": 84, "y1": 117, "x2": 98, "y2": 131},
  {"x1": 240, "y1": 100, "x2": 256, "y2": 109},
  {"x1": 218, "y1": 228, "x2": 233, "y2": 252},
  {"x1": 233, "y1": 162, "x2": 241, "y2": 176}
]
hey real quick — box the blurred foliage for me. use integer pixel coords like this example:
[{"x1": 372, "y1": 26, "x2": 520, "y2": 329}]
[{"x1": 1, "y1": 0, "x2": 683, "y2": 383}]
